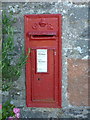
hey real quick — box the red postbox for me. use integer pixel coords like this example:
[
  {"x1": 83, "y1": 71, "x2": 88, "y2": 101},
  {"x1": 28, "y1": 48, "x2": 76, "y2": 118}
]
[{"x1": 24, "y1": 14, "x2": 62, "y2": 108}]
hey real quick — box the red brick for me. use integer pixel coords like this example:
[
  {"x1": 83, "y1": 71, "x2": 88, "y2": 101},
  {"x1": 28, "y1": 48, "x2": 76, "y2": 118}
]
[{"x1": 67, "y1": 59, "x2": 89, "y2": 106}]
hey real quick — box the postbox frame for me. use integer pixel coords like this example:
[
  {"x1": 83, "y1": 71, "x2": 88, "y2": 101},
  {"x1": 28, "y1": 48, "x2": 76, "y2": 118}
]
[{"x1": 24, "y1": 14, "x2": 62, "y2": 108}]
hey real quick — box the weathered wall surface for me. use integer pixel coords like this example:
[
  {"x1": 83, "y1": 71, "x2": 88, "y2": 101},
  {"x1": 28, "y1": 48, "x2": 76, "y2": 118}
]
[
  {"x1": 2, "y1": 1, "x2": 89, "y2": 119},
  {"x1": 1, "y1": 0, "x2": 90, "y2": 3},
  {"x1": 0, "y1": 1, "x2": 2, "y2": 105}
]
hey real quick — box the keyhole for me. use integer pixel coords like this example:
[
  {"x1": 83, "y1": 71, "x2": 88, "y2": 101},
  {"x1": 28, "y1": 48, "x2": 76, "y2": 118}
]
[{"x1": 38, "y1": 78, "x2": 40, "y2": 80}]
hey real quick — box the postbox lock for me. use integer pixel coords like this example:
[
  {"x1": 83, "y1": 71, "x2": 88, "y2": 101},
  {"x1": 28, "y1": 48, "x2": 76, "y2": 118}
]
[{"x1": 38, "y1": 78, "x2": 40, "y2": 80}]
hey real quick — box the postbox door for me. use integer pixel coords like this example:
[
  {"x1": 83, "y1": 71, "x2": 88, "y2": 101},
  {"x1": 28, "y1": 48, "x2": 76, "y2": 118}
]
[
  {"x1": 29, "y1": 48, "x2": 60, "y2": 107},
  {"x1": 32, "y1": 49, "x2": 55, "y2": 101}
]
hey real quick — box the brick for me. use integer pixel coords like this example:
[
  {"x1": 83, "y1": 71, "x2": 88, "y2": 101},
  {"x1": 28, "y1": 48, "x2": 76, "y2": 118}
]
[{"x1": 67, "y1": 59, "x2": 89, "y2": 106}]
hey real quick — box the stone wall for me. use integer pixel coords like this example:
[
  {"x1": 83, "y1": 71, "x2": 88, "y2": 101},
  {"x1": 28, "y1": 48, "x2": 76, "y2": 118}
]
[
  {"x1": 0, "y1": 2, "x2": 2, "y2": 113},
  {"x1": 2, "y1": 1, "x2": 89, "y2": 119},
  {"x1": 1, "y1": 0, "x2": 90, "y2": 3}
]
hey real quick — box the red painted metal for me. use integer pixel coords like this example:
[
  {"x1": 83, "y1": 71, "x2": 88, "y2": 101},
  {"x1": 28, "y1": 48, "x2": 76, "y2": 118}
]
[{"x1": 24, "y1": 14, "x2": 62, "y2": 108}]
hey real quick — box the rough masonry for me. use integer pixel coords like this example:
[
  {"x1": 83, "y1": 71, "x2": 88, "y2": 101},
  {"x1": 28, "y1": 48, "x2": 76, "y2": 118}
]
[{"x1": 2, "y1": 1, "x2": 90, "y2": 119}]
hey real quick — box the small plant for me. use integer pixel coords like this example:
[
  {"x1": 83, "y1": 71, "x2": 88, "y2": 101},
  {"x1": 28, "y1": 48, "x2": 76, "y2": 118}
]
[
  {"x1": 2, "y1": 101, "x2": 20, "y2": 119},
  {"x1": 2, "y1": 101, "x2": 15, "y2": 120},
  {"x1": 2, "y1": 11, "x2": 30, "y2": 91},
  {"x1": 0, "y1": 104, "x2": 2, "y2": 120}
]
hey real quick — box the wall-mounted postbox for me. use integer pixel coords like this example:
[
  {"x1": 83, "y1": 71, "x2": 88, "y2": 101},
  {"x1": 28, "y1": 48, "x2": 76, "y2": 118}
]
[{"x1": 24, "y1": 14, "x2": 62, "y2": 108}]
